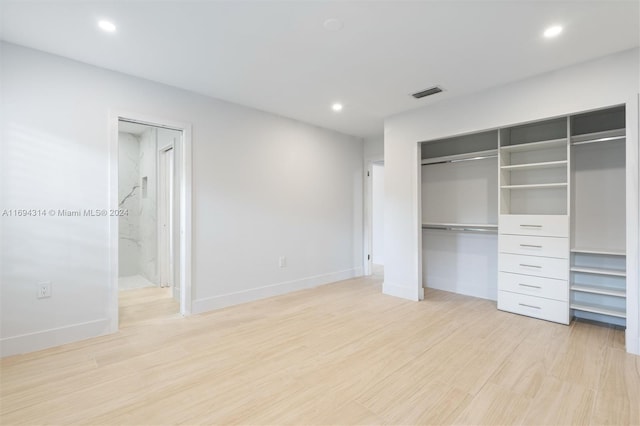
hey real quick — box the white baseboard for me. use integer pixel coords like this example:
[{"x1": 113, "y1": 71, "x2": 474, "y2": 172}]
[
  {"x1": 382, "y1": 281, "x2": 420, "y2": 301},
  {"x1": 1, "y1": 318, "x2": 111, "y2": 358},
  {"x1": 192, "y1": 267, "x2": 363, "y2": 315}
]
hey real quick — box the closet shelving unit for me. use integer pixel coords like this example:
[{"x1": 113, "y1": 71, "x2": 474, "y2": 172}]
[
  {"x1": 499, "y1": 120, "x2": 569, "y2": 211},
  {"x1": 497, "y1": 117, "x2": 570, "y2": 324},
  {"x1": 569, "y1": 107, "x2": 626, "y2": 326}
]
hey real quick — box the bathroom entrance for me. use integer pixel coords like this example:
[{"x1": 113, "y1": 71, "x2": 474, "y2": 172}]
[{"x1": 116, "y1": 120, "x2": 183, "y2": 326}]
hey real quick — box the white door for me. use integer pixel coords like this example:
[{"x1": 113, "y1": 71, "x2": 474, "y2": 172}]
[{"x1": 158, "y1": 147, "x2": 174, "y2": 292}]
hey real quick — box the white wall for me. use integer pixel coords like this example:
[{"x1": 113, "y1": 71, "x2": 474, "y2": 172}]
[
  {"x1": 0, "y1": 42, "x2": 364, "y2": 356},
  {"x1": 364, "y1": 134, "x2": 384, "y2": 160},
  {"x1": 384, "y1": 48, "x2": 639, "y2": 354},
  {"x1": 371, "y1": 163, "x2": 384, "y2": 265}
]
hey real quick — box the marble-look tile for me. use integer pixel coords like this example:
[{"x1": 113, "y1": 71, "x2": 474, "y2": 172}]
[
  {"x1": 118, "y1": 132, "x2": 141, "y2": 277},
  {"x1": 139, "y1": 128, "x2": 158, "y2": 285}
]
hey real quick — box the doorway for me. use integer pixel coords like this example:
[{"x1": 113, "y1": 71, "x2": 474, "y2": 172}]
[{"x1": 110, "y1": 114, "x2": 192, "y2": 331}]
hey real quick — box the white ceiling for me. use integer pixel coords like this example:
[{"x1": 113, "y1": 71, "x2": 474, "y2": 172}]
[{"x1": 1, "y1": 1, "x2": 638, "y2": 138}]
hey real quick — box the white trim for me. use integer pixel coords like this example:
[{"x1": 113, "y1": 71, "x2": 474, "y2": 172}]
[
  {"x1": 109, "y1": 110, "x2": 193, "y2": 332},
  {"x1": 625, "y1": 94, "x2": 640, "y2": 355},
  {"x1": 415, "y1": 141, "x2": 424, "y2": 300},
  {"x1": 363, "y1": 154, "x2": 384, "y2": 276},
  {"x1": 382, "y1": 281, "x2": 421, "y2": 301},
  {"x1": 0, "y1": 319, "x2": 110, "y2": 357},
  {"x1": 192, "y1": 268, "x2": 362, "y2": 314}
]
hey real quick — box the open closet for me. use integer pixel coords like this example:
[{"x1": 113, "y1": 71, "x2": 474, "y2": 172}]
[
  {"x1": 420, "y1": 131, "x2": 499, "y2": 300},
  {"x1": 420, "y1": 105, "x2": 628, "y2": 331}
]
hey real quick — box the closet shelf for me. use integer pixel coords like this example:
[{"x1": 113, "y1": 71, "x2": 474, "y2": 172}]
[
  {"x1": 421, "y1": 149, "x2": 497, "y2": 166},
  {"x1": 500, "y1": 183, "x2": 567, "y2": 189},
  {"x1": 571, "y1": 128, "x2": 625, "y2": 146},
  {"x1": 500, "y1": 160, "x2": 567, "y2": 171},
  {"x1": 500, "y1": 138, "x2": 567, "y2": 152},
  {"x1": 570, "y1": 248, "x2": 626, "y2": 256},
  {"x1": 570, "y1": 266, "x2": 626, "y2": 277},
  {"x1": 570, "y1": 303, "x2": 626, "y2": 319},
  {"x1": 570, "y1": 284, "x2": 626, "y2": 298}
]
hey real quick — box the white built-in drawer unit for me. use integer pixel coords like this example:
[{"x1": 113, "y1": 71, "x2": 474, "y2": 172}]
[
  {"x1": 497, "y1": 290, "x2": 569, "y2": 324},
  {"x1": 499, "y1": 272, "x2": 568, "y2": 301},
  {"x1": 499, "y1": 234, "x2": 568, "y2": 258},
  {"x1": 498, "y1": 212, "x2": 569, "y2": 324},
  {"x1": 499, "y1": 253, "x2": 568, "y2": 280},
  {"x1": 499, "y1": 215, "x2": 568, "y2": 237}
]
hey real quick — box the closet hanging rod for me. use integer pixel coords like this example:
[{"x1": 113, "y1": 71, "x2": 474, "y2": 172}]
[
  {"x1": 421, "y1": 149, "x2": 498, "y2": 166},
  {"x1": 571, "y1": 135, "x2": 626, "y2": 146},
  {"x1": 422, "y1": 224, "x2": 498, "y2": 233}
]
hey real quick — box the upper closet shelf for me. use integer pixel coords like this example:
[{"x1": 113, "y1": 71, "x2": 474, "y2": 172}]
[
  {"x1": 500, "y1": 160, "x2": 567, "y2": 171},
  {"x1": 500, "y1": 138, "x2": 566, "y2": 152},
  {"x1": 571, "y1": 128, "x2": 625, "y2": 146},
  {"x1": 421, "y1": 149, "x2": 497, "y2": 166}
]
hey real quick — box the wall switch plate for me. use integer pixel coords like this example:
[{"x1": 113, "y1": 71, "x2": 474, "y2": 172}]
[
  {"x1": 37, "y1": 282, "x2": 51, "y2": 299},
  {"x1": 279, "y1": 256, "x2": 287, "y2": 268}
]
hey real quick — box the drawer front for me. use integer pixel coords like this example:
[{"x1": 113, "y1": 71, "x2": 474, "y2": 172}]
[
  {"x1": 499, "y1": 234, "x2": 568, "y2": 259},
  {"x1": 498, "y1": 272, "x2": 568, "y2": 301},
  {"x1": 499, "y1": 253, "x2": 568, "y2": 280},
  {"x1": 499, "y1": 215, "x2": 568, "y2": 237},
  {"x1": 498, "y1": 291, "x2": 569, "y2": 324}
]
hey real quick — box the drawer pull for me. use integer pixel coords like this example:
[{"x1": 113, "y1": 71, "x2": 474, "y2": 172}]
[
  {"x1": 520, "y1": 244, "x2": 542, "y2": 248},
  {"x1": 519, "y1": 263, "x2": 542, "y2": 268},
  {"x1": 519, "y1": 303, "x2": 541, "y2": 310},
  {"x1": 520, "y1": 224, "x2": 542, "y2": 228},
  {"x1": 518, "y1": 283, "x2": 541, "y2": 289}
]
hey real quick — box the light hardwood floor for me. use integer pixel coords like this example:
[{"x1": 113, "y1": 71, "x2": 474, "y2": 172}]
[{"x1": 1, "y1": 276, "x2": 639, "y2": 425}]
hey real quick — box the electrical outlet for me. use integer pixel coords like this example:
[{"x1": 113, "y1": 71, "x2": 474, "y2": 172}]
[
  {"x1": 279, "y1": 256, "x2": 287, "y2": 268},
  {"x1": 37, "y1": 282, "x2": 51, "y2": 299}
]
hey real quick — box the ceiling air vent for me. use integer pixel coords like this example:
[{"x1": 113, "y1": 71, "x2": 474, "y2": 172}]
[{"x1": 412, "y1": 86, "x2": 443, "y2": 99}]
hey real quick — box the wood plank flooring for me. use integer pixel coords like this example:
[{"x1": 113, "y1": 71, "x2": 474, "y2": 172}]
[{"x1": 1, "y1": 276, "x2": 638, "y2": 425}]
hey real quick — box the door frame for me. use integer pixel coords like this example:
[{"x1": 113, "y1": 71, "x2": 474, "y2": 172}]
[
  {"x1": 363, "y1": 154, "x2": 384, "y2": 275},
  {"x1": 157, "y1": 144, "x2": 174, "y2": 290},
  {"x1": 108, "y1": 110, "x2": 192, "y2": 332}
]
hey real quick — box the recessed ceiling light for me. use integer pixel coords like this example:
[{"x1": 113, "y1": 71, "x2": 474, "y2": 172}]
[
  {"x1": 331, "y1": 103, "x2": 343, "y2": 112},
  {"x1": 98, "y1": 20, "x2": 116, "y2": 33},
  {"x1": 543, "y1": 25, "x2": 563, "y2": 38},
  {"x1": 323, "y1": 18, "x2": 343, "y2": 31}
]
